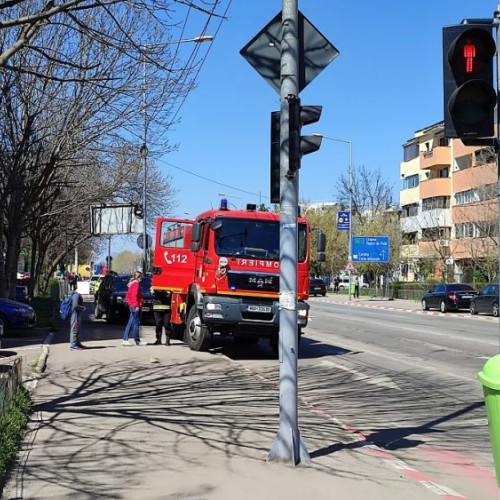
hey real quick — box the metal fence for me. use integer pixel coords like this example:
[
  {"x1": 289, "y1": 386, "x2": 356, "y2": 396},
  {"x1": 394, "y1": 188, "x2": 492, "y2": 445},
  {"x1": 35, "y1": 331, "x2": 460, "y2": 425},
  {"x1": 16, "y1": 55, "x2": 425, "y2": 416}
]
[{"x1": 0, "y1": 357, "x2": 22, "y2": 419}]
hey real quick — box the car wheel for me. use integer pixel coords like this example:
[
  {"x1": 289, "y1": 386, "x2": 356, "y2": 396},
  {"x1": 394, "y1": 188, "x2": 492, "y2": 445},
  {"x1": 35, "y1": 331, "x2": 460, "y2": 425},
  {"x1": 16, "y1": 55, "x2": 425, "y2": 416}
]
[
  {"x1": 440, "y1": 300, "x2": 448, "y2": 313},
  {"x1": 493, "y1": 303, "x2": 499, "y2": 318},
  {"x1": 322, "y1": 292, "x2": 326, "y2": 297},
  {"x1": 0, "y1": 314, "x2": 7, "y2": 334},
  {"x1": 94, "y1": 301, "x2": 102, "y2": 319},
  {"x1": 470, "y1": 302, "x2": 478, "y2": 315},
  {"x1": 421, "y1": 299, "x2": 428, "y2": 311}
]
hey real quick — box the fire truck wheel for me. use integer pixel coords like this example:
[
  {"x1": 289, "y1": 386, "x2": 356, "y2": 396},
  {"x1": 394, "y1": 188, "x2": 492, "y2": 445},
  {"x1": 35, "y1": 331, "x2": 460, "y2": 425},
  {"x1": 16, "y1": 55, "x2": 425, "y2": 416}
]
[
  {"x1": 94, "y1": 301, "x2": 102, "y2": 319},
  {"x1": 186, "y1": 306, "x2": 212, "y2": 351}
]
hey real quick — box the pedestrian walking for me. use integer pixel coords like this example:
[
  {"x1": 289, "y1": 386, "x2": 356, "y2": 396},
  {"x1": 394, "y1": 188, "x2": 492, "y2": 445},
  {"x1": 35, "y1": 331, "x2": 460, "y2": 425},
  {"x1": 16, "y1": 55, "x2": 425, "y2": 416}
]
[
  {"x1": 122, "y1": 271, "x2": 147, "y2": 346},
  {"x1": 354, "y1": 275, "x2": 360, "y2": 299},
  {"x1": 70, "y1": 273, "x2": 78, "y2": 291},
  {"x1": 152, "y1": 289, "x2": 173, "y2": 345},
  {"x1": 70, "y1": 290, "x2": 86, "y2": 351},
  {"x1": 333, "y1": 276, "x2": 340, "y2": 294}
]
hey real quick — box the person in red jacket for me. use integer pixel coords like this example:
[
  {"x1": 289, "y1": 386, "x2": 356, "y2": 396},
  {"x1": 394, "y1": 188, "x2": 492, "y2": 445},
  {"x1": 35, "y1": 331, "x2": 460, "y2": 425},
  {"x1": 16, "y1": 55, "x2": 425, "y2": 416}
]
[{"x1": 122, "y1": 271, "x2": 147, "y2": 346}]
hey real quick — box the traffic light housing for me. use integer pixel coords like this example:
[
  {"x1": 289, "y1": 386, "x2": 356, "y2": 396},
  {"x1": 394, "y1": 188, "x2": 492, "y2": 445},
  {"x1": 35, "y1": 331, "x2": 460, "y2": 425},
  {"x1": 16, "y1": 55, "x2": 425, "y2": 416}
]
[
  {"x1": 443, "y1": 24, "x2": 497, "y2": 139},
  {"x1": 270, "y1": 97, "x2": 322, "y2": 203},
  {"x1": 270, "y1": 111, "x2": 280, "y2": 204},
  {"x1": 288, "y1": 94, "x2": 322, "y2": 173}
]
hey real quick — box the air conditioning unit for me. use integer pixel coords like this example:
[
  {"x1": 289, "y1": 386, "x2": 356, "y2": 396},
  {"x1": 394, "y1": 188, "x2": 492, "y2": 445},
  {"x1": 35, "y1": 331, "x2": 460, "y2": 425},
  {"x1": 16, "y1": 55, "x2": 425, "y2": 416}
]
[{"x1": 439, "y1": 239, "x2": 449, "y2": 247}]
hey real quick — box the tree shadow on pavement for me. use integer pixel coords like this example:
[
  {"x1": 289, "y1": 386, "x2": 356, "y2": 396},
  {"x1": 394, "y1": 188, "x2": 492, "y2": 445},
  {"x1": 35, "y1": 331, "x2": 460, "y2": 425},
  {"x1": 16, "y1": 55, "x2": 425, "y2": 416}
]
[{"x1": 2, "y1": 356, "x2": 381, "y2": 500}]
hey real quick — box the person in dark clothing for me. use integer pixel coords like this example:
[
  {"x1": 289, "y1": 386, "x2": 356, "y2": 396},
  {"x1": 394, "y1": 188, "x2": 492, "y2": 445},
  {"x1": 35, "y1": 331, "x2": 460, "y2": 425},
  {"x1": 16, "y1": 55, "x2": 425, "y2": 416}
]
[
  {"x1": 70, "y1": 290, "x2": 86, "y2": 351},
  {"x1": 333, "y1": 276, "x2": 340, "y2": 294},
  {"x1": 152, "y1": 289, "x2": 172, "y2": 345}
]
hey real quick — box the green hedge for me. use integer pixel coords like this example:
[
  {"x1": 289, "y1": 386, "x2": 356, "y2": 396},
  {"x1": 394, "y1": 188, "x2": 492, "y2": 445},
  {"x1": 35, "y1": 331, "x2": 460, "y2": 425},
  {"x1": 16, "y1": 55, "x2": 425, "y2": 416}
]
[{"x1": 0, "y1": 385, "x2": 33, "y2": 479}]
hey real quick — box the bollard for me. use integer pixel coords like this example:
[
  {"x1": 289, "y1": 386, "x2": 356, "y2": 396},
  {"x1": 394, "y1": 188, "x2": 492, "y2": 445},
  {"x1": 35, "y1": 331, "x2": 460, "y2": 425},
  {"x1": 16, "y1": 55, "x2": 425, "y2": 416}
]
[{"x1": 478, "y1": 354, "x2": 500, "y2": 487}]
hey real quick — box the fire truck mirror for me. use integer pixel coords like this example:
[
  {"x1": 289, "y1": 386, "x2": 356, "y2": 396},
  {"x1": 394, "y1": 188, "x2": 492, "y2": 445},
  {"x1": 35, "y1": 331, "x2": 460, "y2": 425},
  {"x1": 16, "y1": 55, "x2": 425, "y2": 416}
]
[
  {"x1": 210, "y1": 219, "x2": 223, "y2": 233},
  {"x1": 191, "y1": 223, "x2": 202, "y2": 243}
]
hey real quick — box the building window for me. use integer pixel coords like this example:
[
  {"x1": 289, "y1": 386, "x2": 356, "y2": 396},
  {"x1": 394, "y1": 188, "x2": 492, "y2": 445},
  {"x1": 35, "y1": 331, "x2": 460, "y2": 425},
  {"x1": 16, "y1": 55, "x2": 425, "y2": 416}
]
[
  {"x1": 403, "y1": 142, "x2": 419, "y2": 162},
  {"x1": 455, "y1": 155, "x2": 472, "y2": 171},
  {"x1": 402, "y1": 232, "x2": 418, "y2": 244},
  {"x1": 400, "y1": 203, "x2": 419, "y2": 218},
  {"x1": 474, "y1": 148, "x2": 496, "y2": 166},
  {"x1": 422, "y1": 227, "x2": 451, "y2": 241},
  {"x1": 422, "y1": 196, "x2": 450, "y2": 211},
  {"x1": 403, "y1": 174, "x2": 419, "y2": 190},
  {"x1": 455, "y1": 221, "x2": 498, "y2": 239},
  {"x1": 455, "y1": 184, "x2": 495, "y2": 205}
]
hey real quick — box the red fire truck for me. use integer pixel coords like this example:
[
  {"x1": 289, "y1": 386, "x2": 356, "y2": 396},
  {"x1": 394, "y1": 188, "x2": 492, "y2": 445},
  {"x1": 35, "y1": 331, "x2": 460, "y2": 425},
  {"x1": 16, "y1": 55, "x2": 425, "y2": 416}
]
[{"x1": 151, "y1": 201, "x2": 313, "y2": 354}]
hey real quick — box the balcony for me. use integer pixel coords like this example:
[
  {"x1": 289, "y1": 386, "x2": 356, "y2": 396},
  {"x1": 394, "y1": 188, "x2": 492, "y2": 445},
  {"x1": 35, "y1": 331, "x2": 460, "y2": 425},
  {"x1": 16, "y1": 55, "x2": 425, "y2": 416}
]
[
  {"x1": 419, "y1": 177, "x2": 451, "y2": 199},
  {"x1": 420, "y1": 146, "x2": 450, "y2": 170}
]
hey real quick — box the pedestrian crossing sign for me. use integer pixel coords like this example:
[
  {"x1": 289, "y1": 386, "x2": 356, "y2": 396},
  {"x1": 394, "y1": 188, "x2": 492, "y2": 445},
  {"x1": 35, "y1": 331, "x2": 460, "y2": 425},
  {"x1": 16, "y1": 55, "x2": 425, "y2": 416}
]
[{"x1": 345, "y1": 262, "x2": 356, "y2": 271}]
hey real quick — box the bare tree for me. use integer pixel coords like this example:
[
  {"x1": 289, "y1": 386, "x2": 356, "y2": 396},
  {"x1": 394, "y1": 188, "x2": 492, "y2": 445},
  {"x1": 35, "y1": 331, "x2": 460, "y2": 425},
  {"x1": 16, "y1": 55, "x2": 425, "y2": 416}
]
[{"x1": 0, "y1": 0, "x2": 219, "y2": 297}]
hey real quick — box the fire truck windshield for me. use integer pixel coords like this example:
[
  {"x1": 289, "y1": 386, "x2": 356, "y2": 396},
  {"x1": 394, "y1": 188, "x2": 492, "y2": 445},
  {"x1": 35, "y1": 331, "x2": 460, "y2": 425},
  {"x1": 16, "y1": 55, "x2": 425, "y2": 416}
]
[{"x1": 214, "y1": 217, "x2": 307, "y2": 262}]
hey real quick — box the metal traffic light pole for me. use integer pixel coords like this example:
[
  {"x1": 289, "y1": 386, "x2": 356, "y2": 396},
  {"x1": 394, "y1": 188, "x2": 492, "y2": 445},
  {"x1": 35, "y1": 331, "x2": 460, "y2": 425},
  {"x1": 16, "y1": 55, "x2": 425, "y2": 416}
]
[{"x1": 268, "y1": 0, "x2": 310, "y2": 465}]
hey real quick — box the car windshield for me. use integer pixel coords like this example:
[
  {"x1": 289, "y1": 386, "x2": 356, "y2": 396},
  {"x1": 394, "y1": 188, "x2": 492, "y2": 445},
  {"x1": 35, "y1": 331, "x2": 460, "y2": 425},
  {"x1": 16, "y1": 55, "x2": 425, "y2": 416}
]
[
  {"x1": 447, "y1": 284, "x2": 474, "y2": 291},
  {"x1": 311, "y1": 279, "x2": 324, "y2": 285},
  {"x1": 114, "y1": 276, "x2": 151, "y2": 293},
  {"x1": 214, "y1": 217, "x2": 307, "y2": 262}
]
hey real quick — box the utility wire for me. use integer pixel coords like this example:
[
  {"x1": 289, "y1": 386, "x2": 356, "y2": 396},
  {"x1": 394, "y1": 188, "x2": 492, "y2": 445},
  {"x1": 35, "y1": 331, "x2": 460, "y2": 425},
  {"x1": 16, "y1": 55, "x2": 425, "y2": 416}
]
[{"x1": 159, "y1": 158, "x2": 270, "y2": 200}]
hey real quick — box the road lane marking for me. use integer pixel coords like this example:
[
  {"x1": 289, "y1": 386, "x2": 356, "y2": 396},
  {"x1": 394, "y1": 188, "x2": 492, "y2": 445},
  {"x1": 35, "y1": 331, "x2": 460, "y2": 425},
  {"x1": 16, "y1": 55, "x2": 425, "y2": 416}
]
[{"x1": 320, "y1": 359, "x2": 401, "y2": 390}]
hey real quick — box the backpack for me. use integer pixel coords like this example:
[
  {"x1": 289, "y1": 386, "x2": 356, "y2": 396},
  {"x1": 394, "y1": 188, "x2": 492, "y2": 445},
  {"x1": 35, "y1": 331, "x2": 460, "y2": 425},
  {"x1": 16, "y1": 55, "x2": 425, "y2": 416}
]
[{"x1": 60, "y1": 294, "x2": 74, "y2": 321}]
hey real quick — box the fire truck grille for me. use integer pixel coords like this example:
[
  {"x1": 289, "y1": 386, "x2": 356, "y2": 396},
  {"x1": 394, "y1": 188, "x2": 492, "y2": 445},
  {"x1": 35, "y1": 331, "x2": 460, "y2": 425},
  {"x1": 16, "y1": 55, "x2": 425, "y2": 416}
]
[{"x1": 227, "y1": 272, "x2": 279, "y2": 292}]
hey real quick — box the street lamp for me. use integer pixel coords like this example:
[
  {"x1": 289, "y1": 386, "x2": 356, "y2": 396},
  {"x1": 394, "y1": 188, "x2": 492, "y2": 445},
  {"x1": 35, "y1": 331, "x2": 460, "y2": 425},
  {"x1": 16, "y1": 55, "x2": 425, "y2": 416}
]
[
  {"x1": 313, "y1": 133, "x2": 353, "y2": 302},
  {"x1": 140, "y1": 35, "x2": 213, "y2": 274},
  {"x1": 217, "y1": 192, "x2": 243, "y2": 209}
]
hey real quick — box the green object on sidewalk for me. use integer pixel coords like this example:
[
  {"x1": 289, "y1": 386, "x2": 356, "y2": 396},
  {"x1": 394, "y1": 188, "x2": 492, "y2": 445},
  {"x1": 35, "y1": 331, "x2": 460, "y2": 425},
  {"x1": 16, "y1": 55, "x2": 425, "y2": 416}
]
[
  {"x1": 478, "y1": 354, "x2": 500, "y2": 487},
  {"x1": 350, "y1": 282, "x2": 355, "y2": 294}
]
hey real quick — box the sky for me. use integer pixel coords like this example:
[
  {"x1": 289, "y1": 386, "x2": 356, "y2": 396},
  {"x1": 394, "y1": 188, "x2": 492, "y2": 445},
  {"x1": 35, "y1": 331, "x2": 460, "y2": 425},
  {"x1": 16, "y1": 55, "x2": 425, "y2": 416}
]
[{"x1": 108, "y1": 0, "x2": 497, "y2": 258}]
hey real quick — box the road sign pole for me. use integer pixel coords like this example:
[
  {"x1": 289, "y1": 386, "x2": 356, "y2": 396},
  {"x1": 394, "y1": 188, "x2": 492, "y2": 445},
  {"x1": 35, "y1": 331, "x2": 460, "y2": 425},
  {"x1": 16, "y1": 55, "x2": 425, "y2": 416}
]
[{"x1": 268, "y1": 0, "x2": 310, "y2": 466}]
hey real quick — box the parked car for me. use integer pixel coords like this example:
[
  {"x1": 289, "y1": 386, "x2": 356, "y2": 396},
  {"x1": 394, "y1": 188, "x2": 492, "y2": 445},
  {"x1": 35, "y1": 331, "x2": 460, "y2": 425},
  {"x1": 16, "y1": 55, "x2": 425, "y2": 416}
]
[
  {"x1": 0, "y1": 298, "x2": 36, "y2": 332},
  {"x1": 94, "y1": 273, "x2": 153, "y2": 323},
  {"x1": 89, "y1": 274, "x2": 104, "y2": 294},
  {"x1": 421, "y1": 283, "x2": 477, "y2": 313},
  {"x1": 470, "y1": 283, "x2": 499, "y2": 317},
  {"x1": 310, "y1": 278, "x2": 327, "y2": 297},
  {"x1": 334, "y1": 277, "x2": 369, "y2": 290}
]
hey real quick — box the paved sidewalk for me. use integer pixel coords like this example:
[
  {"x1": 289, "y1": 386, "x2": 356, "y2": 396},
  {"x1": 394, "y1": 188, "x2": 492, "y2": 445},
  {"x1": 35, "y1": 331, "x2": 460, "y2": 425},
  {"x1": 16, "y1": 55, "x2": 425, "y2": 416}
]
[{"x1": 0, "y1": 299, "x2": 449, "y2": 500}]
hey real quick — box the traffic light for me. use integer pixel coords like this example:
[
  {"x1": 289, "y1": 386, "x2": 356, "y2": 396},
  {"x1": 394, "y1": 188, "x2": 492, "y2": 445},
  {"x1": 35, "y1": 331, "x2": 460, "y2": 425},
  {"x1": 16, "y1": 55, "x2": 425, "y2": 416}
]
[
  {"x1": 270, "y1": 111, "x2": 280, "y2": 204},
  {"x1": 443, "y1": 24, "x2": 497, "y2": 139},
  {"x1": 288, "y1": 94, "x2": 322, "y2": 174}
]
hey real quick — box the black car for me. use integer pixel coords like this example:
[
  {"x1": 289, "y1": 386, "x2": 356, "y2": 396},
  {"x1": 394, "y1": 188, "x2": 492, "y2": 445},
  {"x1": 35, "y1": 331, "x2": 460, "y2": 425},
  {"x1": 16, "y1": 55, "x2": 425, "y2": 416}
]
[
  {"x1": 470, "y1": 283, "x2": 499, "y2": 317},
  {"x1": 0, "y1": 298, "x2": 36, "y2": 332},
  {"x1": 310, "y1": 278, "x2": 327, "y2": 297},
  {"x1": 421, "y1": 283, "x2": 476, "y2": 313},
  {"x1": 94, "y1": 273, "x2": 153, "y2": 323}
]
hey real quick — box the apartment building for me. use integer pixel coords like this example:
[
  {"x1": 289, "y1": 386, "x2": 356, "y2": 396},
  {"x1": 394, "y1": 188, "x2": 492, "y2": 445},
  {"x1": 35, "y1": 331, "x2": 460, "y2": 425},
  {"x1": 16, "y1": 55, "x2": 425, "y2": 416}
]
[{"x1": 399, "y1": 121, "x2": 498, "y2": 283}]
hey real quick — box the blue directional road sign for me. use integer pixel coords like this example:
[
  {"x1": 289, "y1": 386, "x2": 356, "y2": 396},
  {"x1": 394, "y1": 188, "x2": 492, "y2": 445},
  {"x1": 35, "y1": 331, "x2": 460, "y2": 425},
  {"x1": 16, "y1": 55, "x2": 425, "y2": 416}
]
[
  {"x1": 337, "y1": 211, "x2": 350, "y2": 231},
  {"x1": 352, "y1": 236, "x2": 390, "y2": 263}
]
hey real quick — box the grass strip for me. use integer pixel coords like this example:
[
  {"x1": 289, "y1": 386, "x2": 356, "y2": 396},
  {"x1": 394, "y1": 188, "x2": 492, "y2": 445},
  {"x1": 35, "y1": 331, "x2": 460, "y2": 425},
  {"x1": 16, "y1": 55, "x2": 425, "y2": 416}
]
[{"x1": 0, "y1": 385, "x2": 33, "y2": 479}]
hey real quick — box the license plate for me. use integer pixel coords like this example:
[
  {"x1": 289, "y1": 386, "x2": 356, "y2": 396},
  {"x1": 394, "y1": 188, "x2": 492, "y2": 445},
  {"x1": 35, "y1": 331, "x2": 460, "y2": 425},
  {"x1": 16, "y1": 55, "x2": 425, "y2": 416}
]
[
  {"x1": 247, "y1": 305, "x2": 271, "y2": 313},
  {"x1": 461, "y1": 295, "x2": 472, "y2": 299},
  {"x1": 142, "y1": 307, "x2": 150, "y2": 312}
]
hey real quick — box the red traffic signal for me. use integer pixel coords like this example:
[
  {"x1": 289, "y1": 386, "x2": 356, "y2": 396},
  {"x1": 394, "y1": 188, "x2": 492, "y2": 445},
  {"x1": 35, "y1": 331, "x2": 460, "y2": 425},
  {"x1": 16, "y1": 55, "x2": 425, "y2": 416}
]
[{"x1": 443, "y1": 24, "x2": 496, "y2": 139}]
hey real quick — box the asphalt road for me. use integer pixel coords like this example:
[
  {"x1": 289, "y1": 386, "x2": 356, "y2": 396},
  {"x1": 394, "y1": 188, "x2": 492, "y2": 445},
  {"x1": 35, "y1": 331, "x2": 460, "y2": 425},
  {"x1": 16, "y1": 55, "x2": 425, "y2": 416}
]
[{"x1": 220, "y1": 298, "x2": 500, "y2": 500}]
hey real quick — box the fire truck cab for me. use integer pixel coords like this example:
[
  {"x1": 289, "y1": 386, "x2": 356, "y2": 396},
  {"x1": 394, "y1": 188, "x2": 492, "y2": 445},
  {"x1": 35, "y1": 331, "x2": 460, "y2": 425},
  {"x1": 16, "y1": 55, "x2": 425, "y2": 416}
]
[{"x1": 151, "y1": 203, "x2": 312, "y2": 354}]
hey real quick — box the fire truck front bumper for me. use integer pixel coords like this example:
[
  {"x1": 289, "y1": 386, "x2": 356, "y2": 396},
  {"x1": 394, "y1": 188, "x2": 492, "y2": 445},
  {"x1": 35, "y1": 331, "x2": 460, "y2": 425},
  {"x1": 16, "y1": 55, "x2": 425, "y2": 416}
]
[{"x1": 201, "y1": 295, "x2": 309, "y2": 328}]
